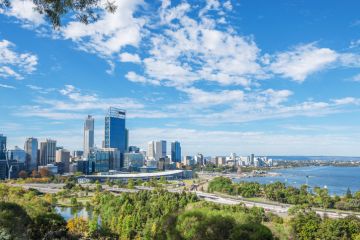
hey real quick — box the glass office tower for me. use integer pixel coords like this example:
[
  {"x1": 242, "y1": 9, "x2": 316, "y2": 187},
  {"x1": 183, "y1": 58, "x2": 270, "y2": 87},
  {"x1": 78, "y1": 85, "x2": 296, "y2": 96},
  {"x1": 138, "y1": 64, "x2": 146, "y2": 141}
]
[
  {"x1": 104, "y1": 107, "x2": 126, "y2": 152},
  {"x1": 0, "y1": 134, "x2": 6, "y2": 160},
  {"x1": 171, "y1": 141, "x2": 181, "y2": 162}
]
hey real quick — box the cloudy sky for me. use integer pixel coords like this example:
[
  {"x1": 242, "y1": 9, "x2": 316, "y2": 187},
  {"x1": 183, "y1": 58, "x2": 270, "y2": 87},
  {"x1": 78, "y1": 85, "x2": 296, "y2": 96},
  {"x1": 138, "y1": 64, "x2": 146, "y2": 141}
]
[{"x1": 1, "y1": 0, "x2": 360, "y2": 156}]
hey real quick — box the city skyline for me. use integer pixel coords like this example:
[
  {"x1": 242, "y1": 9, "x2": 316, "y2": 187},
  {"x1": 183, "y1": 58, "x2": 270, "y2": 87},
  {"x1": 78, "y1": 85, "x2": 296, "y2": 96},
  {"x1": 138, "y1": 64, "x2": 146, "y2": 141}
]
[{"x1": 1, "y1": 1, "x2": 360, "y2": 156}]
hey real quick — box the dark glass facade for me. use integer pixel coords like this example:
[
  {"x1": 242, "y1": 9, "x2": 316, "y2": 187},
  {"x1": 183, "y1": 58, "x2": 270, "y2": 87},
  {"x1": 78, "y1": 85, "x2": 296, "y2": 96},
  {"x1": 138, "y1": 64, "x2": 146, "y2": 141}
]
[
  {"x1": 0, "y1": 134, "x2": 6, "y2": 160},
  {"x1": 171, "y1": 141, "x2": 181, "y2": 162},
  {"x1": 104, "y1": 108, "x2": 126, "y2": 152}
]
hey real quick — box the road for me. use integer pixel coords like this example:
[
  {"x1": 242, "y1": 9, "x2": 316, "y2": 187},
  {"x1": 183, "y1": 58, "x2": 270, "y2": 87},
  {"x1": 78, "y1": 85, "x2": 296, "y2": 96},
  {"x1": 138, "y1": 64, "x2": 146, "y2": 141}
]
[{"x1": 11, "y1": 183, "x2": 360, "y2": 219}]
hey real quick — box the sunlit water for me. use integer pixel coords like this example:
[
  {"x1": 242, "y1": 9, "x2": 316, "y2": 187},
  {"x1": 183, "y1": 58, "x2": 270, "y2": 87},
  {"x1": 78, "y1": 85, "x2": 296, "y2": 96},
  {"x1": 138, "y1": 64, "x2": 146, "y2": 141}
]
[{"x1": 234, "y1": 166, "x2": 360, "y2": 196}]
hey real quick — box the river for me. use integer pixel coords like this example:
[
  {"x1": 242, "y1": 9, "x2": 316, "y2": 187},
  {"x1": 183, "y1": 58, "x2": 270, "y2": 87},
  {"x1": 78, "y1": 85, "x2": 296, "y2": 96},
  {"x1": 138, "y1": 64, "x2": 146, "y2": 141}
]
[
  {"x1": 55, "y1": 206, "x2": 93, "y2": 221},
  {"x1": 234, "y1": 166, "x2": 360, "y2": 196}
]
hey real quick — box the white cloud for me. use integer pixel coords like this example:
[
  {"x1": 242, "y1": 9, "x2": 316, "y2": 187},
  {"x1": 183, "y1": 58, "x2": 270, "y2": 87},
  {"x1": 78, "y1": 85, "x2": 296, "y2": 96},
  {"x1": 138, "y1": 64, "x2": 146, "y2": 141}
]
[
  {"x1": 119, "y1": 52, "x2": 141, "y2": 63},
  {"x1": 352, "y1": 73, "x2": 360, "y2": 82},
  {"x1": 0, "y1": 39, "x2": 38, "y2": 79},
  {"x1": 332, "y1": 97, "x2": 360, "y2": 105},
  {"x1": 0, "y1": 83, "x2": 16, "y2": 89},
  {"x1": 105, "y1": 60, "x2": 115, "y2": 75},
  {"x1": 26, "y1": 84, "x2": 55, "y2": 94},
  {"x1": 135, "y1": 2, "x2": 264, "y2": 88},
  {"x1": 2, "y1": 0, "x2": 45, "y2": 27},
  {"x1": 223, "y1": 1, "x2": 233, "y2": 11},
  {"x1": 181, "y1": 87, "x2": 244, "y2": 106},
  {"x1": 268, "y1": 43, "x2": 338, "y2": 82},
  {"x1": 350, "y1": 39, "x2": 360, "y2": 49},
  {"x1": 125, "y1": 71, "x2": 160, "y2": 85},
  {"x1": 130, "y1": 127, "x2": 360, "y2": 156},
  {"x1": 61, "y1": 0, "x2": 146, "y2": 57}
]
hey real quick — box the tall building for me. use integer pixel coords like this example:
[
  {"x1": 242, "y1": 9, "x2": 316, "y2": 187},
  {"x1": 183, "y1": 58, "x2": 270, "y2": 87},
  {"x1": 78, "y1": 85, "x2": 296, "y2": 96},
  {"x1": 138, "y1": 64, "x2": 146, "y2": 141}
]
[
  {"x1": 171, "y1": 141, "x2": 181, "y2": 162},
  {"x1": 104, "y1": 107, "x2": 126, "y2": 152},
  {"x1": 39, "y1": 139, "x2": 56, "y2": 166},
  {"x1": 88, "y1": 148, "x2": 121, "y2": 173},
  {"x1": 56, "y1": 149, "x2": 70, "y2": 173},
  {"x1": 147, "y1": 141, "x2": 155, "y2": 160},
  {"x1": 195, "y1": 153, "x2": 204, "y2": 166},
  {"x1": 83, "y1": 115, "x2": 94, "y2": 158},
  {"x1": 0, "y1": 134, "x2": 6, "y2": 160},
  {"x1": 155, "y1": 140, "x2": 166, "y2": 161},
  {"x1": 24, "y1": 137, "x2": 38, "y2": 171},
  {"x1": 123, "y1": 152, "x2": 144, "y2": 171},
  {"x1": 7, "y1": 146, "x2": 26, "y2": 163},
  {"x1": 125, "y1": 128, "x2": 129, "y2": 152}
]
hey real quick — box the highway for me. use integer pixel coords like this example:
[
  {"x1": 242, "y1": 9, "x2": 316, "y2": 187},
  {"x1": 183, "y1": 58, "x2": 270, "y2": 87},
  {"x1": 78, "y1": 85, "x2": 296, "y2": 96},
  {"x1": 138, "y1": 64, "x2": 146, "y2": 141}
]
[{"x1": 11, "y1": 183, "x2": 360, "y2": 219}]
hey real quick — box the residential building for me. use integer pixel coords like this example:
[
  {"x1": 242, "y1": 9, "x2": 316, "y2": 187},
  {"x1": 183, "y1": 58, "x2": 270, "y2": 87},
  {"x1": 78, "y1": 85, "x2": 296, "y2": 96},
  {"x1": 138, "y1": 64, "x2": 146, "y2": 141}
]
[{"x1": 39, "y1": 139, "x2": 56, "y2": 166}]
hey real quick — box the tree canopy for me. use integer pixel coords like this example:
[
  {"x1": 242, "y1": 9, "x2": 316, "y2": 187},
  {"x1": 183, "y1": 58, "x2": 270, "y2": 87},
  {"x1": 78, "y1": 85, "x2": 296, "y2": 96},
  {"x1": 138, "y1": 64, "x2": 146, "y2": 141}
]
[{"x1": 1, "y1": 0, "x2": 117, "y2": 28}]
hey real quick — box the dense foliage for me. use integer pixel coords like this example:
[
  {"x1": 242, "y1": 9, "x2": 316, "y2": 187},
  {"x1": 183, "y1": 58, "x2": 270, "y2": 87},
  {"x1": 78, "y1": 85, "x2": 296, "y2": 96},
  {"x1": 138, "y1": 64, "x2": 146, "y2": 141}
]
[
  {"x1": 290, "y1": 207, "x2": 360, "y2": 240},
  {"x1": 0, "y1": 184, "x2": 68, "y2": 239},
  {"x1": 208, "y1": 177, "x2": 360, "y2": 211}
]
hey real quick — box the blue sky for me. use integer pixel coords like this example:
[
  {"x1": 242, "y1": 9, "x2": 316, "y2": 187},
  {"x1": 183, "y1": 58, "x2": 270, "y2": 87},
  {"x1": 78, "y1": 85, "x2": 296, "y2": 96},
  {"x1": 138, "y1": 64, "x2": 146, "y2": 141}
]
[{"x1": 1, "y1": 0, "x2": 360, "y2": 156}]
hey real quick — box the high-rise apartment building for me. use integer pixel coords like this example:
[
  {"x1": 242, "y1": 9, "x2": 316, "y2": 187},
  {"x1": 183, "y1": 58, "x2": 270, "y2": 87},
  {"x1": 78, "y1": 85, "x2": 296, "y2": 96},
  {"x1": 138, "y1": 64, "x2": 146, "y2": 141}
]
[
  {"x1": 0, "y1": 134, "x2": 6, "y2": 160},
  {"x1": 83, "y1": 115, "x2": 94, "y2": 158},
  {"x1": 171, "y1": 141, "x2": 181, "y2": 163},
  {"x1": 24, "y1": 137, "x2": 38, "y2": 171},
  {"x1": 39, "y1": 139, "x2": 56, "y2": 166},
  {"x1": 104, "y1": 107, "x2": 126, "y2": 152}
]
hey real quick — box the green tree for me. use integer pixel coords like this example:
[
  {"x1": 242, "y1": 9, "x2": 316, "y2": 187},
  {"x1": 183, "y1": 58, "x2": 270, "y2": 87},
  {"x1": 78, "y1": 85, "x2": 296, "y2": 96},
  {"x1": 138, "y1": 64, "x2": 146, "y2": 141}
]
[
  {"x1": 346, "y1": 187, "x2": 353, "y2": 199},
  {"x1": 0, "y1": 202, "x2": 32, "y2": 239},
  {"x1": 0, "y1": 0, "x2": 117, "y2": 28}
]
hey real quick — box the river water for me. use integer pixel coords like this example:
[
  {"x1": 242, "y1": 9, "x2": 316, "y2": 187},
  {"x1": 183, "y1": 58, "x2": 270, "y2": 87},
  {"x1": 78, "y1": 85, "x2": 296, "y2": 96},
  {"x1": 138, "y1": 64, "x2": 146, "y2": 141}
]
[
  {"x1": 55, "y1": 206, "x2": 92, "y2": 221},
  {"x1": 234, "y1": 166, "x2": 360, "y2": 196}
]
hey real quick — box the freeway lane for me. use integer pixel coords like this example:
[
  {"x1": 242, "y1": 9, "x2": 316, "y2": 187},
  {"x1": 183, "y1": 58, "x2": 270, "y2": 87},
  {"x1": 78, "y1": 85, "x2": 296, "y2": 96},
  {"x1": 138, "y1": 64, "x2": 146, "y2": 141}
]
[{"x1": 10, "y1": 183, "x2": 360, "y2": 219}]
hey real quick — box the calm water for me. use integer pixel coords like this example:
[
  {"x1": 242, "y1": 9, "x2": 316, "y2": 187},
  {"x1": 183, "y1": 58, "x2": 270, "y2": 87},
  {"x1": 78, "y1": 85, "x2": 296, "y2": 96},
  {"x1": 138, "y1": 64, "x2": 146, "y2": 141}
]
[
  {"x1": 234, "y1": 166, "x2": 360, "y2": 196},
  {"x1": 55, "y1": 206, "x2": 92, "y2": 221}
]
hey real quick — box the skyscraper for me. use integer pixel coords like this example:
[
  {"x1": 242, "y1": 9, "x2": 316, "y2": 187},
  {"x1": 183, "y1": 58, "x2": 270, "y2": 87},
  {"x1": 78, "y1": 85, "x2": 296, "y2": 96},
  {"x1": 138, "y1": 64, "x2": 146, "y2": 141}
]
[
  {"x1": 171, "y1": 141, "x2": 181, "y2": 163},
  {"x1": 56, "y1": 148, "x2": 70, "y2": 173},
  {"x1": 0, "y1": 134, "x2": 6, "y2": 160},
  {"x1": 155, "y1": 140, "x2": 166, "y2": 161},
  {"x1": 147, "y1": 141, "x2": 155, "y2": 160},
  {"x1": 24, "y1": 137, "x2": 38, "y2": 171},
  {"x1": 83, "y1": 115, "x2": 94, "y2": 158},
  {"x1": 125, "y1": 128, "x2": 129, "y2": 152},
  {"x1": 104, "y1": 107, "x2": 126, "y2": 152},
  {"x1": 39, "y1": 139, "x2": 56, "y2": 166}
]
